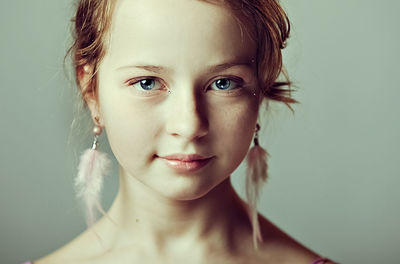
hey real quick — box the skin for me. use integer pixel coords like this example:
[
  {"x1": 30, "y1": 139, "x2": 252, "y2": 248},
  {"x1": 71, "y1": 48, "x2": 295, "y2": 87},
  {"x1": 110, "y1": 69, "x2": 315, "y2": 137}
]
[{"x1": 35, "y1": 0, "x2": 333, "y2": 263}]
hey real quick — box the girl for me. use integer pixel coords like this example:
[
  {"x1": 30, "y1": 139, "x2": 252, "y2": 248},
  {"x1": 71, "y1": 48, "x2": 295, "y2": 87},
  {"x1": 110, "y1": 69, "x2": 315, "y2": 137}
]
[{"x1": 26, "y1": 0, "x2": 335, "y2": 263}]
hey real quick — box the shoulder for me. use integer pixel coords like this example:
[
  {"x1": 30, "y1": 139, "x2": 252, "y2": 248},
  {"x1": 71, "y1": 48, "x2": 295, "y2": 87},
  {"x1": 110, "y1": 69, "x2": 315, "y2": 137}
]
[
  {"x1": 32, "y1": 227, "x2": 106, "y2": 264},
  {"x1": 252, "y1": 215, "x2": 336, "y2": 264}
]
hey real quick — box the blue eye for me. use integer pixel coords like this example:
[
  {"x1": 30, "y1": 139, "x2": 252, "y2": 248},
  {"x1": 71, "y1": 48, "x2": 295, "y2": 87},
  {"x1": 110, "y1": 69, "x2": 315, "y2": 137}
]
[
  {"x1": 139, "y1": 79, "x2": 155, "y2": 90},
  {"x1": 210, "y1": 78, "x2": 240, "y2": 91},
  {"x1": 129, "y1": 78, "x2": 164, "y2": 91}
]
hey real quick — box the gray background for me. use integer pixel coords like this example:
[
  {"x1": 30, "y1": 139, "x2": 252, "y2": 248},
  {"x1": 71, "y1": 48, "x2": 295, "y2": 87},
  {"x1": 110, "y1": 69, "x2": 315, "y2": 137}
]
[{"x1": 1, "y1": 0, "x2": 399, "y2": 263}]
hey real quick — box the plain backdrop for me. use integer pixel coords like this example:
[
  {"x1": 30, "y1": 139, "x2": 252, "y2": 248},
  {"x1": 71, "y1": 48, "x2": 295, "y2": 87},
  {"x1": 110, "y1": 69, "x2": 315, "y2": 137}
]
[{"x1": 1, "y1": 1, "x2": 399, "y2": 263}]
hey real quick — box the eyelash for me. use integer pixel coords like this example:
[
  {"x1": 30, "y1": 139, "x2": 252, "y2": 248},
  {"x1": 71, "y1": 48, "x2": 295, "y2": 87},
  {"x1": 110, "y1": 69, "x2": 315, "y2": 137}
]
[{"x1": 126, "y1": 76, "x2": 245, "y2": 94}]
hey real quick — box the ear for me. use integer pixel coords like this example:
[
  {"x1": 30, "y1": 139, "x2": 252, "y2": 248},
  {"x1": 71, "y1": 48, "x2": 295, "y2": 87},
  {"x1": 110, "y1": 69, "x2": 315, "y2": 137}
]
[{"x1": 77, "y1": 64, "x2": 104, "y2": 126}]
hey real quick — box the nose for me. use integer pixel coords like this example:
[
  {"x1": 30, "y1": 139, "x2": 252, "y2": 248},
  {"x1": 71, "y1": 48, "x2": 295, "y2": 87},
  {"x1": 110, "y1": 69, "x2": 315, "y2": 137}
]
[{"x1": 165, "y1": 86, "x2": 208, "y2": 141}]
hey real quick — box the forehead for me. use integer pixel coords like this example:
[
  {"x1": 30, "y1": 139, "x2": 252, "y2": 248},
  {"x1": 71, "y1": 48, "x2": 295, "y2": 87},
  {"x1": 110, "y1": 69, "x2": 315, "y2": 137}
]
[{"x1": 104, "y1": 0, "x2": 256, "y2": 70}]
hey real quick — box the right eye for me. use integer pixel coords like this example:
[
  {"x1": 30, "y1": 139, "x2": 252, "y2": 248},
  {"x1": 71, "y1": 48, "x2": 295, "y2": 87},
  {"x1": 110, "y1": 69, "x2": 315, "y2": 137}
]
[{"x1": 128, "y1": 78, "x2": 165, "y2": 91}]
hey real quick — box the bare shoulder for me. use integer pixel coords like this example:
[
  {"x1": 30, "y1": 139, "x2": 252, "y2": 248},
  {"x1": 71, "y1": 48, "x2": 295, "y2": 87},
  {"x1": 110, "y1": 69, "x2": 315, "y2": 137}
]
[
  {"x1": 253, "y1": 215, "x2": 336, "y2": 264},
  {"x1": 33, "y1": 227, "x2": 105, "y2": 264}
]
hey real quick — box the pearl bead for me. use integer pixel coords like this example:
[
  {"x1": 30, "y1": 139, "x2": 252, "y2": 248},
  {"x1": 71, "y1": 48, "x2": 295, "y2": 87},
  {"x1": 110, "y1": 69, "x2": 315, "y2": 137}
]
[
  {"x1": 83, "y1": 65, "x2": 90, "y2": 73},
  {"x1": 93, "y1": 126, "x2": 102, "y2": 135}
]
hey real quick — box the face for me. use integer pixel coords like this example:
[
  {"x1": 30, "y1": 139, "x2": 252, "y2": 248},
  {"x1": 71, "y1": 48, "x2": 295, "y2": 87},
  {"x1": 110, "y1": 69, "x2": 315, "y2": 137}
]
[{"x1": 86, "y1": 0, "x2": 262, "y2": 200}]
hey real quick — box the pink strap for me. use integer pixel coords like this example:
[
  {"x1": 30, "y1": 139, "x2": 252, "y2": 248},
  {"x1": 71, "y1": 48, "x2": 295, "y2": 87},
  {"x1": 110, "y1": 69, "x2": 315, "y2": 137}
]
[
  {"x1": 25, "y1": 258, "x2": 329, "y2": 264},
  {"x1": 312, "y1": 258, "x2": 331, "y2": 264}
]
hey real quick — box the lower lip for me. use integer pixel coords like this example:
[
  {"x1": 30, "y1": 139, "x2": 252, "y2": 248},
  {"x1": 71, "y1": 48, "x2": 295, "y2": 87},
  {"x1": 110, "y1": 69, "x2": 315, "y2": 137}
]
[{"x1": 160, "y1": 157, "x2": 213, "y2": 173}]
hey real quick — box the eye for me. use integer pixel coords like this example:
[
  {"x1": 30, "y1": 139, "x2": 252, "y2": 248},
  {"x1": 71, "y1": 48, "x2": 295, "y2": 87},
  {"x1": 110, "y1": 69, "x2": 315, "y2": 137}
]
[
  {"x1": 128, "y1": 78, "x2": 165, "y2": 91},
  {"x1": 209, "y1": 78, "x2": 241, "y2": 91}
]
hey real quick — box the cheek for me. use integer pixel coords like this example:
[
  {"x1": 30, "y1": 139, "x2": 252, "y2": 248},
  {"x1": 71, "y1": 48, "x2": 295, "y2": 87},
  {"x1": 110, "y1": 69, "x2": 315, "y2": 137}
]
[
  {"x1": 210, "y1": 99, "x2": 259, "y2": 172},
  {"x1": 99, "y1": 91, "x2": 162, "y2": 171}
]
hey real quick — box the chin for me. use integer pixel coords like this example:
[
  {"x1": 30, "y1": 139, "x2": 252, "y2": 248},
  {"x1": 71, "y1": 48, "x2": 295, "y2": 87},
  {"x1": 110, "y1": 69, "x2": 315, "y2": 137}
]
[{"x1": 152, "y1": 176, "x2": 221, "y2": 201}]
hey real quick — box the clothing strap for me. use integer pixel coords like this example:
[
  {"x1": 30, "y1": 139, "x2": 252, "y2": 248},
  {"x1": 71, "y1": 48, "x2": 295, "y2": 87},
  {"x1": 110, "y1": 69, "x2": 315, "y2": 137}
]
[
  {"x1": 312, "y1": 257, "x2": 331, "y2": 264},
  {"x1": 25, "y1": 258, "x2": 330, "y2": 264}
]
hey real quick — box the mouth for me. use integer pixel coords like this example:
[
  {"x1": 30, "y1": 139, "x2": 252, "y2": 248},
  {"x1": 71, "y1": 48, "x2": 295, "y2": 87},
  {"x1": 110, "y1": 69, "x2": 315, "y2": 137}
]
[{"x1": 157, "y1": 154, "x2": 214, "y2": 173}]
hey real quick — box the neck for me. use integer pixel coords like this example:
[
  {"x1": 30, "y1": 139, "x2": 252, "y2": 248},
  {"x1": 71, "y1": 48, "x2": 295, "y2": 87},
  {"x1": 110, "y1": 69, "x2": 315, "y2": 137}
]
[{"x1": 100, "y1": 168, "x2": 252, "y2": 257}]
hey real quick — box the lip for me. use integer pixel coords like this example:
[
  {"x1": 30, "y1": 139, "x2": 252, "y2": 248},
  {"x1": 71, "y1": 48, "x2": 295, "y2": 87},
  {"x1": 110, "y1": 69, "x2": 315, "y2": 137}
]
[{"x1": 158, "y1": 154, "x2": 214, "y2": 173}]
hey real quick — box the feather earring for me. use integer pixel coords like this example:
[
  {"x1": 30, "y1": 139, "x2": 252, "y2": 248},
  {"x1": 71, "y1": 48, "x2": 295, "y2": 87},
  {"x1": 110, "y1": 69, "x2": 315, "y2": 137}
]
[
  {"x1": 74, "y1": 118, "x2": 111, "y2": 228},
  {"x1": 245, "y1": 123, "x2": 269, "y2": 250}
]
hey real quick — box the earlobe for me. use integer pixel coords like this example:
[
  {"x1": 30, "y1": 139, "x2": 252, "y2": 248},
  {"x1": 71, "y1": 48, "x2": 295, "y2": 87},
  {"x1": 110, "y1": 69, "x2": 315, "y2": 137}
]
[
  {"x1": 86, "y1": 98, "x2": 103, "y2": 126},
  {"x1": 85, "y1": 91, "x2": 103, "y2": 127}
]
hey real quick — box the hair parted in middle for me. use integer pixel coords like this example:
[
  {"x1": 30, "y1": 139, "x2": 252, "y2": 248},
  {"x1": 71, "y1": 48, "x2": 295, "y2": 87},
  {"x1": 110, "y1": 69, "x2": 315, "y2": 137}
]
[{"x1": 68, "y1": 0, "x2": 297, "y2": 111}]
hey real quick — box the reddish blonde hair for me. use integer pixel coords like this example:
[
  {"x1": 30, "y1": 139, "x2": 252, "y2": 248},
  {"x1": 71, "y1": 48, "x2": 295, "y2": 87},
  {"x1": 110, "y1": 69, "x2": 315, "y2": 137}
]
[{"x1": 68, "y1": 0, "x2": 297, "y2": 109}]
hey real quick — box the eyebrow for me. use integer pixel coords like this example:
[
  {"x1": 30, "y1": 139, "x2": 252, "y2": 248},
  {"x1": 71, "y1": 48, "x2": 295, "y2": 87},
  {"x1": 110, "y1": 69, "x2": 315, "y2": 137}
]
[
  {"x1": 116, "y1": 61, "x2": 254, "y2": 74},
  {"x1": 208, "y1": 62, "x2": 253, "y2": 73},
  {"x1": 118, "y1": 65, "x2": 165, "y2": 74}
]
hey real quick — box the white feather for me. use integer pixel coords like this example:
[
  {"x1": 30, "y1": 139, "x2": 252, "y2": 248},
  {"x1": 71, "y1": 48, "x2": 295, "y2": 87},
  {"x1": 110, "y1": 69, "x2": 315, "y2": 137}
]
[
  {"x1": 74, "y1": 148, "x2": 111, "y2": 227},
  {"x1": 246, "y1": 145, "x2": 269, "y2": 250}
]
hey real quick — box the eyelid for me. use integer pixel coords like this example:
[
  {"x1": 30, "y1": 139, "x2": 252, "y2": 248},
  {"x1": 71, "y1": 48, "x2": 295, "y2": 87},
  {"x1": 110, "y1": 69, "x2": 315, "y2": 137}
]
[{"x1": 126, "y1": 76, "x2": 160, "y2": 86}]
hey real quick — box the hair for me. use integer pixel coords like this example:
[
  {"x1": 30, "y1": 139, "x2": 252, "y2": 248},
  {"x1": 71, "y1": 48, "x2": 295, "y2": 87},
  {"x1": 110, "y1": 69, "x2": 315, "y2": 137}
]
[{"x1": 67, "y1": 0, "x2": 297, "y2": 112}]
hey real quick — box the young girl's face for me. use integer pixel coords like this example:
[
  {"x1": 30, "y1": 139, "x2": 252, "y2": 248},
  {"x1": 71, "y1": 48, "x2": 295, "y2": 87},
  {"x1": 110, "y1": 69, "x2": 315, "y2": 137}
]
[{"x1": 91, "y1": 0, "x2": 262, "y2": 200}]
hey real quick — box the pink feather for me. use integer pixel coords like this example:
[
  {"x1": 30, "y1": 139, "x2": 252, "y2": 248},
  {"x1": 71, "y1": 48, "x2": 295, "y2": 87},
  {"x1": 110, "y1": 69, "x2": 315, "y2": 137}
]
[
  {"x1": 245, "y1": 145, "x2": 269, "y2": 250},
  {"x1": 74, "y1": 148, "x2": 111, "y2": 228}
]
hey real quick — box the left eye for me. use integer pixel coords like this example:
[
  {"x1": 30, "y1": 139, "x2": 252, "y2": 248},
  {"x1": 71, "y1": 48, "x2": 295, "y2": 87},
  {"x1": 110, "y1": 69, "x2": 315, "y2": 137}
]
[{"x1": 210, "y1": 78, "x2": 240, "y2": 91}]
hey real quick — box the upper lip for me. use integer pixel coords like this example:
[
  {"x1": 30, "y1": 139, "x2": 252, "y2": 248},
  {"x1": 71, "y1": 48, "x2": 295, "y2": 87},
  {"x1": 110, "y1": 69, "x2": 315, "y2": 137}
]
[{"x1": 158, "y1": 154, "x2": 212, "y2": 161}]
